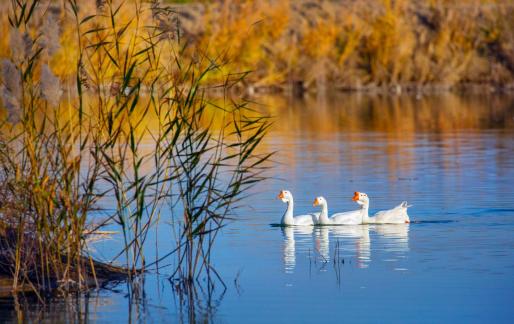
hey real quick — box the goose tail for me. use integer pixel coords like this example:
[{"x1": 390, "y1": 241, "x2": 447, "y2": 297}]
[{"x1": 400, "y1": 201, "x2": 413, "y2": 208}]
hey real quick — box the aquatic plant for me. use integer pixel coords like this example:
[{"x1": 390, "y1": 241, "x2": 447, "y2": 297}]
[{"x1": 0, "y1": 0, "x2": 271, "y2": 297}]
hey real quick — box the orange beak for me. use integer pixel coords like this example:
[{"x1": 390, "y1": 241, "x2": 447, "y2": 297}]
[
  {"x1": 352, "y1": 192, "x2": 360, "y2": 201},
  {"x1": 278, "y1": 191, "x2": 285, "y2": 199},
  {"x1": 313, "y1": 198, "x2": 319, "y2": 206},
  {"x1": 405, "y1": 220, "x2": 410, "y2": 224}
]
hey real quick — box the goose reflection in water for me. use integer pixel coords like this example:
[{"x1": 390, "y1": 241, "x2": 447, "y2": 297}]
[
  {"x1": 372, "y1": 224, "x2": 410, "y2": 253},
  {"x1": 314, "y1": 227, "x2": 330, "y2": 262},
  {"x1": 282, "y1": 226, "x2": 314, "y2": 273},
  {"x1": 282, "y1": 224, "x2": 410, "y2": 272},
  {"x1": 317, "y1": 226, "x2": 371, "y2": 268}
]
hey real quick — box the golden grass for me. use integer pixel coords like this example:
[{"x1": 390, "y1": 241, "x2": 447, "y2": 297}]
[
  {"x1": 162, "y1": 0, "x2": 514, "y2": 91},
  {"x1": 2, "y1": 0, "x2": 513, "y2": 92}
]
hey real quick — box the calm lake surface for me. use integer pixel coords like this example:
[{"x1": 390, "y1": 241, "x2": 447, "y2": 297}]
[{"x1": 1, "y1": 92, "x2": 514, "y2": 323}]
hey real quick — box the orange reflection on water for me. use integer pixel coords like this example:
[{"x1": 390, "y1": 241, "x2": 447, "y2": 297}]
[
  {"x1": 256, "y1": 92, "x2": 514, "y2": 182},
  {"x1": 258, "y1": 92, "x2": 514, "y2": 135}
]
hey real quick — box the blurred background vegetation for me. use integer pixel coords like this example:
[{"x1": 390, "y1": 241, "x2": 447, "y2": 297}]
[{"x1": 2, "y1": 0, "x2": 513, "y2": 95}]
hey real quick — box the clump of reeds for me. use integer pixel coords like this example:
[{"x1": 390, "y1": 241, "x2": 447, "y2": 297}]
[
  {"x1": 151, "y1": 0, "x2": 514, "y2": 92},
  {"x1": 0, "y1": 0, "x2": 271, "y2": 297}
]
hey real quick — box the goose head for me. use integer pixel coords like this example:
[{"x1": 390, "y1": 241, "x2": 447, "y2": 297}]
[
  {"x1": 278, "y1": 190, "x2": 293, "y2": 203},
  {"x1": 313, "y1": 196, "x2": 326, "y2": 207},
  {"x1": 352, "y1": 191, "x2": 369, "y2": 206}
]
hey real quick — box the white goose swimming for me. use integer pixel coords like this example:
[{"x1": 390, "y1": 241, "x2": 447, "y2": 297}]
[
  {"x1": 278, "y1": 190, "x2": 319, "y2": 226},
  {"x1": 352, "y1": 192, "x2": 411, "y2": 224},
  {"x1": 313, "y1": 196, "x2": 363, "y2": 225}
]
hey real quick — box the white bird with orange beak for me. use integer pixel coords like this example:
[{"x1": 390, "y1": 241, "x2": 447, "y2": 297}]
[
  {"x1": 278, "y1": 190, "x2": 320, "y2": 226},
  {"x1": 313, "y1": 196, "x2": 364, "y2": 225},
  {"x1": 352, "y1": 191, "x2": 411, "y2": 224}
]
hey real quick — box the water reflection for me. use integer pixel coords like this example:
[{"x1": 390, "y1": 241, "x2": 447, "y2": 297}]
[
  {"x1": 282, "y1": 224, "x2": 411, "y2": 272},
  {"x1": 372, "y1": 224, "x2": 410, "y2": 254},
  {"x1": 170, "y1": 278, "x2": 226, "y2": 324},
  {"x1": 0, "y1": 293, "x2": 114, "y2": 323},
  {"x1": 257, "y1": 92, "x2": 514, "y2": 135},
  {"x1": 315, "y1": 226, "x2": 371, "y2": 268},
  {"x1": 314, "y1": 227, "x2": 330, "y2": 262},
  {"x1": 331, "y1": 225, "x2": 371, "y2": 268},
  {"x1": 282, "y1": 226, "x2": 313, "y2": 273},
  {"x1": 0, "y1": 275, "x2": 226, "y2": 323}
]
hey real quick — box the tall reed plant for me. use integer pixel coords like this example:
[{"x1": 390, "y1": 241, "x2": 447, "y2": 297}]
[{"x1": 0, "y1": 0, "x2": 271, "y2": 295}]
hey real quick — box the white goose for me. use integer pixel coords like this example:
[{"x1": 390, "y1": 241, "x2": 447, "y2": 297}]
[
  {"x1": 278, "y1": 190, "x2": 319, "y2": 226},
  {"x1": 313, "y1": 196, "x2": 363, "y2": 225},
  {"x1": 353, "y1": 192, "x2": 411, "y2": 224}
]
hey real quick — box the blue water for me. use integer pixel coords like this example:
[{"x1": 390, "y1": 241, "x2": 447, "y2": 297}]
[{"x1": 1, "y1": 93, "x2": 514, "y2": 323}]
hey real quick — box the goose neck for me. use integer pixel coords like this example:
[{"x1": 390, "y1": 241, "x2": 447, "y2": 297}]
[
  {"x1": 361, "y1": 201, "x2": 369, "y2": 223},
  {"x1": 282, "y1": 200, "x2": 294, "y2": 225},
  {"x1": 319, "y1": 202, "x2": 329, "y2": 224}
]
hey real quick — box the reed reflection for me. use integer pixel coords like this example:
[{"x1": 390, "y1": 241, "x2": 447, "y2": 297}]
[{"x1": 0, "y1": 292, "x2": 114, "y2": 323}]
